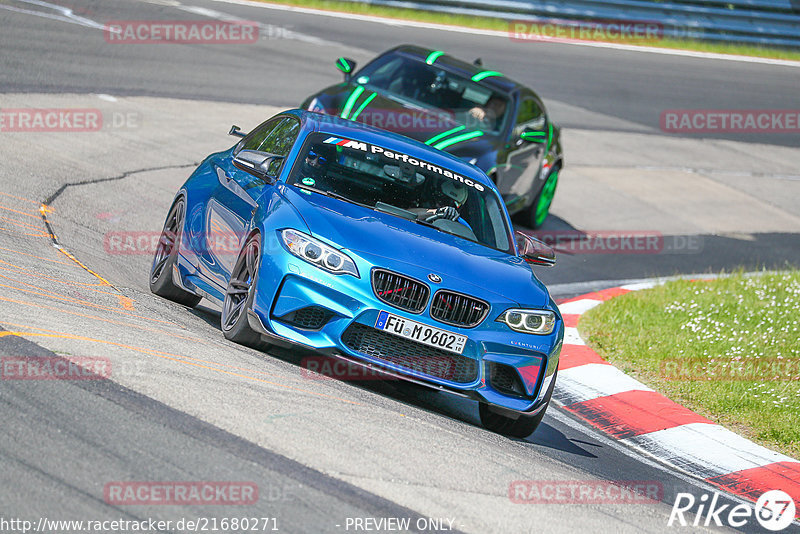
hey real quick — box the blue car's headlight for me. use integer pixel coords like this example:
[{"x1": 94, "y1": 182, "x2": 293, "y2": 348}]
[
  {"x1": 281, "y1": 229, "x2": 359, "y2": 278},
  {"x1": 497, "y1": 309, "x2": 556, "y2": 335}
]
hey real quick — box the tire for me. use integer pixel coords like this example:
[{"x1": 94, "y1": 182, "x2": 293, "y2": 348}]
[
  {"x1": 221, "y1": 233, "x2": 268, "y2": 350},
  {"x1": 149, "y1": 198, "x2": 202, "y2": 308},
  {"x1": 516, "y1": 167, "x2": 559, "y2": 229},
  {"x1": 479, "y1": 368, "x2": 558, "y2": 438}
]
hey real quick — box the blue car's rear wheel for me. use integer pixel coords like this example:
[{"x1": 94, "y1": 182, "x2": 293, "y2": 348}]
[
  {"x1": 479, "y1": 369, "x2": 557, "y2": 438},
  {"x1": 222, "y1": 233, "x2": 268, "y2": 349},
  {"x1": 149, "y1": 198, "x2": 202, "y2": 308}
]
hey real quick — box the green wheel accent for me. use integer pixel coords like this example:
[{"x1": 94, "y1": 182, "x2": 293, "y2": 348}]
[
  {"x1": 340, "y1": 86, "x2": 365, "y2": 119},
  {"x1": 471, "y1": 70, "x2": 504, "y2": 82},
  {"x1": 433, "y1": 130, "x2": 484, "y2": 150},
  {"x1": 425, "y1": 50, "x2": 445, "y2": 65},
  {"x1": 349, "y1": 92, "x2": 377, "y2": 121},
  {"x1": 533, "y1": 169, "x2": 559, "y2": 228}
]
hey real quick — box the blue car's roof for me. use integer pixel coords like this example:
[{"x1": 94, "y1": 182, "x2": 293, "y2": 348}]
[{"x1": 286, "y1": 109, "x2": 496, "y2": 192}]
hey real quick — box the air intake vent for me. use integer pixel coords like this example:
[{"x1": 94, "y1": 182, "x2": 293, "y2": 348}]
[
  {"x1": 341, "y1": 323, "x2": 478, "y2": 384},
  {"x1": 430, "y1": 290, "x2": 489, "y2": 328},
  {"x1": 488, "y1": 362, "x2": 526, "y2": 397},
  {"x1": 275, "y1": 306, "x2": 333, "y2": 330},
  {"x1": 371, "y1": 269, "x2": 429, "y2": 313}
]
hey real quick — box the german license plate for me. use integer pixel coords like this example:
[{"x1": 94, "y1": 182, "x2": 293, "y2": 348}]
[{"x1": 375, "y1": 311, "x2": 467, "y2": 354}]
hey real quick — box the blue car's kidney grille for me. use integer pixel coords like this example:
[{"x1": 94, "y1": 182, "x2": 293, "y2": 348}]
[
  {"x1": 341, "y1": 323, "x2": 478, "y2": 384},
  {"x1": 372, "y1": 269, "x2": 429, "y2": 314},
  {"x1": 430, "y1": 290, "x2": 489, "y2": 328}
]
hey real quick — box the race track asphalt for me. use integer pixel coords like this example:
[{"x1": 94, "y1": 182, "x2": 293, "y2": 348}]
[{"x1": 0, "y1": 1, "x2": 798, "y2": 532}]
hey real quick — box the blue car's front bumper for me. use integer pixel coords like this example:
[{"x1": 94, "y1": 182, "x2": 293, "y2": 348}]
[{"x1": 246, "y1": 240, "x2": 563, "y2": 415}]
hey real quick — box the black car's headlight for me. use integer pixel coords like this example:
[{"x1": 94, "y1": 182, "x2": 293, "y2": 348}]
[
  {"x1": 281, "y1": 229, "x2": 359, "y2": 277},
  {"x1": 497, "y1": 309, "x2": 556, "y2": 335}
]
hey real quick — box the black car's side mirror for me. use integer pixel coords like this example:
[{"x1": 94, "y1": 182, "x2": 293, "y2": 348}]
[
  {"x1": 336, "y1": 57, "x2": 357, "y2": 81},
  {"x1": 515, "y1": 231, "x2": 556, "y2": 267},
  {"x1": 228, "y1": 125, "x2": 246, "y2": 138},
  {"x1": 232, "y1": 150, "x2": 285, "y2": 184},
  {"x1": 520, "y1": 126, "x2": 547, "y2": 144}
]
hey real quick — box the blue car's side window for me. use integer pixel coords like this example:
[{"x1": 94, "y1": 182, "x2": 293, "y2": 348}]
[
  {"x1": 236, "y1": 117, "x2": 300, "y2": 179},
  {"x1": 260, "y1": 118, "x2": 300, "y2": 157},
  {"x1": 237, "y1": 117, "x2": 300, "y2": 156}
]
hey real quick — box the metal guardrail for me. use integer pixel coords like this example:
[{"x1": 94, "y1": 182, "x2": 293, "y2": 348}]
[{"x1": 347, "y1": 0, "x2": 800, "y2": 48}]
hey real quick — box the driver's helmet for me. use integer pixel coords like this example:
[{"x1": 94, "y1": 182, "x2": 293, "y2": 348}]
[
  {"x1": 301, "y1": 145, "x2": 329, "y2": 179},
  {"x1": 441, "y1": 180, "x2": 468, "y2": 208}
]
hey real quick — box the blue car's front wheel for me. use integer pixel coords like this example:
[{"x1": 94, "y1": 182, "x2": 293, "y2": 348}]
[
  {"x1": 150, "y1": 198, "x2": 202, "y2": 308},
  {"x1": 222, "y1": 233, "x2": 268, "y2": 350}
]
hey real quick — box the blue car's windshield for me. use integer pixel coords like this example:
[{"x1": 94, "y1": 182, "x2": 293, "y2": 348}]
[
  {"x1": 287, "y1": 133, "x2": 512, "y2": 253},
  {"x1": 354, "y1": 53, "x2": 510, "y2": 135}
]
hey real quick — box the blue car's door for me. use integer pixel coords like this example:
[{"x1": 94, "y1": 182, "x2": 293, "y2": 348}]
[{"x1": 199, "y1": 116, "x2": 300, "y2": 289}]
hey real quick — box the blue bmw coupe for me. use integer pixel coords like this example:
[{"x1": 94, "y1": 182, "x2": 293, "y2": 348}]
[{"x1": 150, "y1": 110, "x2": 563, "y2": 437}]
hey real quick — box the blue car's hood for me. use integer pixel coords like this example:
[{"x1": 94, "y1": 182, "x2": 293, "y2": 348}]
[{"x1": 280, "y1": 185, "x2": 548, "y2": 307}]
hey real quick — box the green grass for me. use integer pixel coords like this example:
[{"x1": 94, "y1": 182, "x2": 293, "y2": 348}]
[
  {"x1": 579, "y1": 272, "x2": 800, "y2": 458},
  {"x1": 259, "y1": 0, "x2": 800, "y2": 61}
]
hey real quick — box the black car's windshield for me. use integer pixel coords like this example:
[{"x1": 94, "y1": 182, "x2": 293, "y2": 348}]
[
  {"x1": 287, "y1": 133, "x2": 512, "y2": 253},
  {"x1": 353, "y1": 53, "x2": 511, "y2": 135}
]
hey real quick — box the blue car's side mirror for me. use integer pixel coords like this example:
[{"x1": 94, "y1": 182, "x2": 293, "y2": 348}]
[
  {"x1": 515, "y1": 231, "x2": 556, "y2": 267},
  {"x1": 233, "y1": 150, "x2": 284, "y2": 184}
]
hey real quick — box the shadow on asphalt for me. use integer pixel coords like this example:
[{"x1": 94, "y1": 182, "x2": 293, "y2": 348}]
[
  {"x1": 527, "y1": 420, "x2": 599, "y2": 458},
  {"x1": 189, "y1": 304, "x2": 605, "y2": 457}
]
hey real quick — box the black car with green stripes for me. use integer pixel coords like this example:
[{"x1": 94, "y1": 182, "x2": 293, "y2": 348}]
[{"x1": 301, "y1": 45, "x2": 563, "y2": 228}]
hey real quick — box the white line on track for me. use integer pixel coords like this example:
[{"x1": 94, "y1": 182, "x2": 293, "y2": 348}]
[
  {"x1": 557, "y1": 363, "x2": 653, "y2": 404},
  {"x1": 624, "y1": 423, "x2": 797, "y2": 478},
  {"x1": 209, "y1": 0, "x2": 800, "y2": 68},
  {"x1": 0, "y1": 0, "x2": 106, "y2": 30},
  {"x1": 178, "y1": 4, "x2": 334, "y2": 45},
  {"x1": 559, "y1": 299, "x2": 602, "y2": 315},
  {"x1": 563, "y1": 326, "x2": 586, "y2": 346},
  {"x1": 548, "y1": 407, "x2": 760, "y2": 509}
]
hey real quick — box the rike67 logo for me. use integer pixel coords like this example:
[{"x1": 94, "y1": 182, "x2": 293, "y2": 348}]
[{"x1": 669, "y1": 490, "x2": 796, "y2": 531}]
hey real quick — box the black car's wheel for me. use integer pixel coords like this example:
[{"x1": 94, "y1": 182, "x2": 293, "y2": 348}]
[
  {"x1": 479, "y1": 369, "x2": 558, "y2": 438},
  {"x1": 149, "y1": 198, "x2": 202, "y2": 307},
  {"x1": 221, "y1": 233, "x2": 268, "y2": 349},
  {"x1": 516, "y1": 166, "x2": 559, "y2": 230}
]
